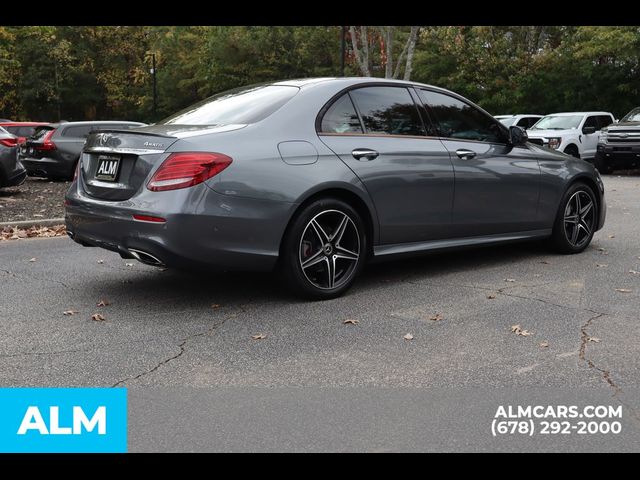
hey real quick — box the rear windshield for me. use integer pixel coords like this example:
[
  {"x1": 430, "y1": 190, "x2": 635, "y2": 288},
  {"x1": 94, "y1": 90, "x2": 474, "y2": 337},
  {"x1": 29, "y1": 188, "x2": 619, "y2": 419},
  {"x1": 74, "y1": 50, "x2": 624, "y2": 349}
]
[
  {"x1": 6, "y1": 126, "x2": 37, "y2": 137},
  {"x1": 530, "y1": 115, "x2": 583, "y2": 130},
  {"x1": 159, "y1": 85, "x2": 299, "y2": 126},
  {"x1": 30, "y1": 126, "x2": 55, "y2": 141}
]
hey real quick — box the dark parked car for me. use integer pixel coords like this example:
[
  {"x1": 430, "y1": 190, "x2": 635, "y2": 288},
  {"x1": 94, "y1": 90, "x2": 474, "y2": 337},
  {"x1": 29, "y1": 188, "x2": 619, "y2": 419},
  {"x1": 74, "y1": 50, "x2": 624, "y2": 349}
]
[
  {"x1": 0, "y1": 126, "x2": 27, "y2": 188},
  {"x1": 595, "y1": 107, "x2": 640, "y2": 173},
  {"x1": 65, "y1": 78, "x2": 606, "y2": 299},
  {"x1": 0, "y1": 122, "x2": 49, "y2": 145},
  {"x1": 20, "y1": 121, "x2": 146, "y2": 180}
]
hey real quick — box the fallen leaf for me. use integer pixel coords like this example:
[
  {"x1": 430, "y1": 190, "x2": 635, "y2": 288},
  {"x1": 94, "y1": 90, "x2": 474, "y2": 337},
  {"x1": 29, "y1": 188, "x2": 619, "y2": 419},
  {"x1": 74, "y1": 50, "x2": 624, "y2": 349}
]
[
  {"x1": 615, "y1": 288, "x2": 632, "y2": 293},
  {"x1": 608, "y1": 235, "x2": 616, "y2": 239},
  {"x1": 597, "y1": 247, "x2": 606, "y2": 252},
  {"x1": 596, "y1": 264, "x2": 608, "y2": 268},
  {"x1": 211, "y1": 303, "x2": 221, "y2": 309},
  {"x1": 510, "y1": 324, "x2": 533, "y2": 337},
  {"x1": 429, "y1": 313, "x2": 444, "y2": 321},
  {"x1": 629, "y1": 270, "x2": 639, "y2": 275},
  {"x1": 343, "y1": 319, "x2": 359, "y2": 325},
  {"x1": 96, "y1": 299, "x2": 109, "y2": 307},
  {"x1": 97, "y1": 259, "x2": 104, "y2": 264},
  {"x1": 125, "y1": 262, "x2": 134, "y2": 267},
  {"x1": 91, "y1": 313, "x2": 106, "y2": 322},
  {"x1": 487, "y1": 294, "x2": 497, "y2": 299},
  {"x1": 539, "y1": 260, "x2": 551, "y2": 265},
  {"x1": 63, "y1": 310, "x2": 78, "y2": 316},
  {"x1": 251, "y1": 333, "x2": 266, "y2": 340},
  {"x1": 504, "y1": 278, "x2": 516, "y2": 283},
  {"x1": 539, "y1": 341, "x2": 549, "y2": 348},
  {"x1": 403, "y1": 333, "x2": 414, "y2": 341},
  {"x1": 28, "y1": 258, "x2": 36, "y2": 262},
  {"x1": 587, "y1": 337, "x2": 601, "y2": 343}
]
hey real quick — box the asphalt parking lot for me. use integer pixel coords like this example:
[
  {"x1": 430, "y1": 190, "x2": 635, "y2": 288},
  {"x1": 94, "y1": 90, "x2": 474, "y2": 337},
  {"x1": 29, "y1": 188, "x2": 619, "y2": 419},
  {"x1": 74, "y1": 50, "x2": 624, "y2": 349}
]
[{"x1": 1, "y1": 174, "x2": 639, "y2": 451}]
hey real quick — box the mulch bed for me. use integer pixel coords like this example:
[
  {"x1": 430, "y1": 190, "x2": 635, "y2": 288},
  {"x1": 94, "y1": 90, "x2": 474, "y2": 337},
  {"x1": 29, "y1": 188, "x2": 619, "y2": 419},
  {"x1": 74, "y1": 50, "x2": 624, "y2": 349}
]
[{"x1": 0, "y1": 177, "x2": 70, "y2": 223}]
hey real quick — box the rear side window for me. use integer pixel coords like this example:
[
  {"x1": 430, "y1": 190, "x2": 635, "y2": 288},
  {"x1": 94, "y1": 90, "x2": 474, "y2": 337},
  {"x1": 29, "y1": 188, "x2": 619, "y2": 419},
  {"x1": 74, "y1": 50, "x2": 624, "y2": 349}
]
[
  {"x1": 160, "y1": 85, "x2": 299, "y2": 125},
  {"x1": 417, "y1": 90, "x2": 506, "y2": 143},
  {"x1": 349, "y1": 86, "x2": 425, "y2": 136},
  {"x1": 320, "y1": 94, "x2": 362, "y2": 134},
  {"x1": 62, "y1": 126, "x2": 93, "y2": 138},
  {"x1": 6, "y1": 126, "x2": 37, "y2": 137}
]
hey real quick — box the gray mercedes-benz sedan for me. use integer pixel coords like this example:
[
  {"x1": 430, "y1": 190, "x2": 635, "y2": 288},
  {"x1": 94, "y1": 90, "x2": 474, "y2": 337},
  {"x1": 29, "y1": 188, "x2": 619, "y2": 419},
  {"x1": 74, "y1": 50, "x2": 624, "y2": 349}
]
[{"x1": 65, "y1": 78, "x2": 606, "y2": 299}]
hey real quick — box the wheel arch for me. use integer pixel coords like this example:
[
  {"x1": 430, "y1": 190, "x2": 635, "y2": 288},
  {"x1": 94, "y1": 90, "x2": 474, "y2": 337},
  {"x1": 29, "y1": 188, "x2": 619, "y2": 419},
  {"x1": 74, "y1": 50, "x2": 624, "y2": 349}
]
[
  {"x1": 280, "y1": 183, "x2": 379, "y2": 258},
  {"x1": 563, "y1": 143, "x2": 580, "y2": 156},
  {"x1": 565, "y1": 174, "x2": 601, "y2": 220}
]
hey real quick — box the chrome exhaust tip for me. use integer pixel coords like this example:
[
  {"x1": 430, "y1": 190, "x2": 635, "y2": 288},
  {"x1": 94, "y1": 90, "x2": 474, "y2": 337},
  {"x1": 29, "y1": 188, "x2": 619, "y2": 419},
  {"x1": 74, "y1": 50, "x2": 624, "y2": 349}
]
[{"x1": 128, "y1": 248, "x2": 165, "y2": 267}]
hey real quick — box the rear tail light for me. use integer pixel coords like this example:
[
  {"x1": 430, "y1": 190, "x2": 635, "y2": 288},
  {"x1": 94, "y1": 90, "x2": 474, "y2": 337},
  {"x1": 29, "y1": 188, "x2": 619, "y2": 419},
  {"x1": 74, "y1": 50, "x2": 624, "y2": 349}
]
[
  {"x1": 133, "y1": 214, "x2": 166, "y2": 223},
  {"x1": 147, "y1": 152, "x2": 232, "y2": 192},
  {"x1": 0, "y1": 137, "x2": 18, "y2": 147},
  {"x1": 35, "y1": 129, "x2": 57, "y2": 151}
]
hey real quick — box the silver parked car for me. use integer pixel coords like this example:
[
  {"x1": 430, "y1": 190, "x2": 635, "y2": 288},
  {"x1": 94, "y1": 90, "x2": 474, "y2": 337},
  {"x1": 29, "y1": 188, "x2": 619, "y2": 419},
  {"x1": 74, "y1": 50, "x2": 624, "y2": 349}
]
[{"x1": 65, "y1": 78, "x2": 606, "y2": 299}]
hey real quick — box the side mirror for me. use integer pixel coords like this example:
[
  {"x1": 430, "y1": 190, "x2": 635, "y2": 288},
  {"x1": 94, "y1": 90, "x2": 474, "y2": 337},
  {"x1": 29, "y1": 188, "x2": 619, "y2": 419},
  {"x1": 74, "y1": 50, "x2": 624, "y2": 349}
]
[
  {"x1": 509, "y1": 125, "x2": 528, "y2": 146},
  {"x1": 582, "y1": 126, "x2": 596, "y2": 134}
]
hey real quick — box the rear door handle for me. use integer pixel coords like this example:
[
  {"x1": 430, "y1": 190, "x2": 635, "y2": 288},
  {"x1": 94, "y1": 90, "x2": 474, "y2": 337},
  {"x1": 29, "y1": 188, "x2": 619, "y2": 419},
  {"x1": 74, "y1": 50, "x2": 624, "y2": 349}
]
[
  {"x1": 456, "y1": 149, "x2": 476, "y2": 160},
  {"x1": 352, "y1": 148, "x2": 379, "y2": 161}
]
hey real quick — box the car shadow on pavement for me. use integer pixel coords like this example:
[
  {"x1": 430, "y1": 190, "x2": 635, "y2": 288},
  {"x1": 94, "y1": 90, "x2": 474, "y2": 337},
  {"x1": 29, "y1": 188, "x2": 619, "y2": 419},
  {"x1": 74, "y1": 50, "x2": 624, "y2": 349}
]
[{"x1": 84, "y1": 239, "x2": 570, "y2": 308}]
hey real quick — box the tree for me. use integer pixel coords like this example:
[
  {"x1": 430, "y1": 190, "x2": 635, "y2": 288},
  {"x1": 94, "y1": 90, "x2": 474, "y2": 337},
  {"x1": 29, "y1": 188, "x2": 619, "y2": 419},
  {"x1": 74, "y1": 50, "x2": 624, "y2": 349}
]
[{"x1": 349, "y1": 26, "x2": 420, "y2": 79}]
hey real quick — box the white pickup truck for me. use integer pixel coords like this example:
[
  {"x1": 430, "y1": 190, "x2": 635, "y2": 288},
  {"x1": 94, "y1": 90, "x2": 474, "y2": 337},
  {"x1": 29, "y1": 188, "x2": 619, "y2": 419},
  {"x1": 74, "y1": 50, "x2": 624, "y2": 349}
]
[{"x1": 526, "y1": 112, "x2": 615, "y2": 161}]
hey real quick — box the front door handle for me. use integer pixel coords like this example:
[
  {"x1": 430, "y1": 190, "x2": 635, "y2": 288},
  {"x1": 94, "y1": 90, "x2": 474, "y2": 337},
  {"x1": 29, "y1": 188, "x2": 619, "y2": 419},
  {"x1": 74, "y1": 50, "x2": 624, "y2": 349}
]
[
  {"x1": 352, "y1": 148, "x2": 379, "y2": 161},
  {"x1": 456, "y1": 149, "x2": 477, "y2": 160}
]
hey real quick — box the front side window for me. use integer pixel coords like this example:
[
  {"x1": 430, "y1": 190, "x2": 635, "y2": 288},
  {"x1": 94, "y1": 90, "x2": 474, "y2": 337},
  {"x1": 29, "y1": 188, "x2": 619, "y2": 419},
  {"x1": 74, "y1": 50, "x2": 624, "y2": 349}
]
[
  {"x1": 320, "y1": 94, "x2": 362, "y2": 134},
  {"x1": 349, "y1": 87, "x2": 425, "y2": 136},
  {"x1": 418, "y1": 90, "x2": 506, "y2": 143},
  {"x1": 583, "y1": 116, "x2": 599, "y2": 130},
  {"x1": 597, "y1": 115, "x2": 613, "y2": 129}
]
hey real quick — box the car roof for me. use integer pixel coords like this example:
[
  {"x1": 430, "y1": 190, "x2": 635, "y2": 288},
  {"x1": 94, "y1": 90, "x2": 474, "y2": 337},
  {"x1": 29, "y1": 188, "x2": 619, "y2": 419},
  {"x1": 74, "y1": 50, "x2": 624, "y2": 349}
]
[
  {"x1": 0, "y1": 122, "x2": 49, "y2": 126},
  {"x1": 272, "y1": 76, "x2": 457, "y2": 95},
  {"x1": 49, "y1": 120, "x2": 146, "y2": 128},
  {"x1": 496, "y1": 114, "x2": 543, "y2": 118},
  {"x1": 545, "y1": 112, "x2": 613, "y2": 116}
]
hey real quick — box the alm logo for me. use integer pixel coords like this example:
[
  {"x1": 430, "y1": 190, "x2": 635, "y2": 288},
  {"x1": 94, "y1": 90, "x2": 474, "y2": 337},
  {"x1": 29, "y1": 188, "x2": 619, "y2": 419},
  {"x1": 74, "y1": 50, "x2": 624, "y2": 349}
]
[
  {"x1": 18, "y1": 405, "x2": 106, "y2": 435},
  {"x1": 0, "y1": 388, "x2": 127, "y2": 453}
]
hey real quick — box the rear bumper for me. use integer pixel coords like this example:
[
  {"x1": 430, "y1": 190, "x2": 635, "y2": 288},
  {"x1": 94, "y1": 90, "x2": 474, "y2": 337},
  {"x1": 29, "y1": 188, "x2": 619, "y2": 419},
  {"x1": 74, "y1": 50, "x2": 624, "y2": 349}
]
[
  {"x1": 0, "y1": 161, "x2": 27, "y2": 188},
  {"x1": 21, "y1": 155, "x2": 74, "y2": 178},
  {"x1": 64, "y1": 180, "x2": 296, "y2": 272},
  {"x1": 596, "y1": 145, "x2": 640, "y2": 169}
]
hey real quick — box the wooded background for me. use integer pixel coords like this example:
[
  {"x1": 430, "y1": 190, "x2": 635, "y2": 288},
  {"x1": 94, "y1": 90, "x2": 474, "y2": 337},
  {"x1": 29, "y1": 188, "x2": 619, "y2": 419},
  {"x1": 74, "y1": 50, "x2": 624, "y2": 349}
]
[{"x1": 1, "y1": 26, "x2": 638, "y2": 123}]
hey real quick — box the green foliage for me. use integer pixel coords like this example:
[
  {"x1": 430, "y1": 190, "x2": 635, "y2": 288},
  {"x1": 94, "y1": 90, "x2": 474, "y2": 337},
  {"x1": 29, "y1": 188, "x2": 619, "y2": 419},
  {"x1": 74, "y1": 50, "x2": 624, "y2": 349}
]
[{"x1": 1, "y1": 26, "x2": 640, "y2": 122}]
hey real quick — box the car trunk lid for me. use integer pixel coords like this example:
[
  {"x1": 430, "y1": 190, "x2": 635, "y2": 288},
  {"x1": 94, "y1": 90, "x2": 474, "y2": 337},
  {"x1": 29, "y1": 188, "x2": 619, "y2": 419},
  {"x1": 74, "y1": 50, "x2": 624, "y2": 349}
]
[{"x1": 81, "y1": 129, "x2": 179, "y2": 201}]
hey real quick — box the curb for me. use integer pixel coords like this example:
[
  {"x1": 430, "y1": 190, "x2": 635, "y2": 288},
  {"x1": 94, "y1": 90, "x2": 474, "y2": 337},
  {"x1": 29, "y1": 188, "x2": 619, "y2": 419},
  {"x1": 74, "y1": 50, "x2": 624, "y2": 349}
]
[{"x1": 0, "y1": 218, "x2": 65, "y2": 229}]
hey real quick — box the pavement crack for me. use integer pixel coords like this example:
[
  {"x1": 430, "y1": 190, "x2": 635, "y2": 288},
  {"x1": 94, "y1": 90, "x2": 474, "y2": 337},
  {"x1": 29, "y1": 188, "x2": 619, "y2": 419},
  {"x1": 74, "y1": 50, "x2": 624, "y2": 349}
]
[
  {"x1": 579, "y1": 312, "x2": 619, "y2": 391},
  {"x1": 110, "y1": 306, "x2": 246, "y2": 387}
]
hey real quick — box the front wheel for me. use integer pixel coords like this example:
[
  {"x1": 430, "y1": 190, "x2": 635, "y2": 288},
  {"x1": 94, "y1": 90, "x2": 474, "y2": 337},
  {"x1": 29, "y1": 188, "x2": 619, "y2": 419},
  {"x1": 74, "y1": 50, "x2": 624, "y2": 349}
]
[
  {"x1": 551, "y1": 182, "x2": 598, "y2": 254},
  {"x1": 281, "y1": 198, "x2": 367, "y2": 299}
]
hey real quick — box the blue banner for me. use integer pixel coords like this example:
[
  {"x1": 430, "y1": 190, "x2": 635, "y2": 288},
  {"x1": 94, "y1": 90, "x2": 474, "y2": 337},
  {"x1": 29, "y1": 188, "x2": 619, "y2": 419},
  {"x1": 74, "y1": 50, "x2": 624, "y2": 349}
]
[{"x1": 0, "y1": 388, "x2": 127, "y2": 453}]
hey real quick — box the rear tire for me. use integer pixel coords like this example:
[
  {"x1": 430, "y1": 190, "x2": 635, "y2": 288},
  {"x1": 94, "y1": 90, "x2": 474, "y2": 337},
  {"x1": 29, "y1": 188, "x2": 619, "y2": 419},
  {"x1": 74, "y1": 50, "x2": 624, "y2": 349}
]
[
  {"x1": 551, "y1": 182, "x2": 597, "y2": 254},
  {"x1": 280, "y1": 198, "x2": 367, "y2": 300}
]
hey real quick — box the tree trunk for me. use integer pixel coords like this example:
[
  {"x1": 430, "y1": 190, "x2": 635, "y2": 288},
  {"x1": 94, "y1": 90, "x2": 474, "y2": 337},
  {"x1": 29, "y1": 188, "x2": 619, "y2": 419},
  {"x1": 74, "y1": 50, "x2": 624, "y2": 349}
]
[
  {"x1": 349, "y1": 26, "x2": 371, "y2": 76},
  {"x1": 382, "y1": 26, "x2": 394, "y2": 78},
  {"x1": 403, "y1": 27, "x2": 420, "y2": 81}
]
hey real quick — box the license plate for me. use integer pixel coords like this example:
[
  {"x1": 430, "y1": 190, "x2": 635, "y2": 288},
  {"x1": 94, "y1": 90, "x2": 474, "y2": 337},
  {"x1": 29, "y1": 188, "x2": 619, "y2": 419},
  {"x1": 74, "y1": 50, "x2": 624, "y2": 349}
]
[{"x1": 95, "y1": 155, "x2": 121, "y2": 182}]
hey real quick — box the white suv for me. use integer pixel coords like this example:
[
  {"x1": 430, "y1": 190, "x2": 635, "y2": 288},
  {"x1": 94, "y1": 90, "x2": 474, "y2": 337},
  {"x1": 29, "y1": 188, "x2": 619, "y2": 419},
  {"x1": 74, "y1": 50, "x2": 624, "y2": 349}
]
[{"x1": 527, "y1": 112, "x2": 615, "y2": 161}]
